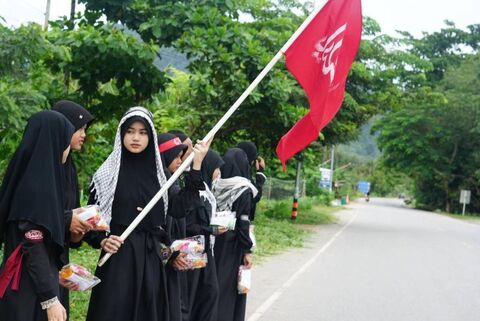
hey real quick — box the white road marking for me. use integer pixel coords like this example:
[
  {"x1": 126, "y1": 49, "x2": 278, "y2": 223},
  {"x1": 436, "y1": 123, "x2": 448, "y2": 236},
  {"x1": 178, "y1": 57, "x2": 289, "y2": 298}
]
[{"x1": 247, "y1": 212, "x2": 358, "y2": 321}]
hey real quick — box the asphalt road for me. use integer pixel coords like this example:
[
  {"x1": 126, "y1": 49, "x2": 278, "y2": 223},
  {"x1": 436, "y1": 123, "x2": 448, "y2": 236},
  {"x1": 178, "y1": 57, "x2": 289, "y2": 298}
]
[{"x1": 246, "y1": 198, "x2": 480, "y2": 321}]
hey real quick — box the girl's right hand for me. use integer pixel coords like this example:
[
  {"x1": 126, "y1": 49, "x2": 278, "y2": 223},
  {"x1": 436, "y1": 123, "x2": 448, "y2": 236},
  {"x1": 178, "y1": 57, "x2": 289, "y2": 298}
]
[
  {"x1": 46, "y1": 302, "x2": 66, "y2": 321},
  {"x1": 100, "y1": 235, "x2": 124, "y2": 253}
]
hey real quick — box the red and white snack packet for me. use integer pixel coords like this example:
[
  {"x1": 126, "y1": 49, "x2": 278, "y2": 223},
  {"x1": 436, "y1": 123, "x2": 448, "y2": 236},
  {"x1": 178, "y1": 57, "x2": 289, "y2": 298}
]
[
  {"x1": 78, "y1": 205, "x2": 109, "y2": 231},
  {"x1": 60, "y1": 263, "x2": 100, "y2": 291}
]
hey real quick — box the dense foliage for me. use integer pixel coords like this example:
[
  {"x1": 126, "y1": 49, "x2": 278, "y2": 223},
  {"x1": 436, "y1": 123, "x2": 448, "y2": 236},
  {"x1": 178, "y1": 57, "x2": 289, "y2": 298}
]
[{"x1": 0, "y1": 1, "x2": 478, "y2": 213}]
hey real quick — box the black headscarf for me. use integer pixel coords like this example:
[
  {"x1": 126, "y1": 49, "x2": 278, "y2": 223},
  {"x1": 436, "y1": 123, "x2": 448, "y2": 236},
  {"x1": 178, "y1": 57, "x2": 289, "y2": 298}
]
[
  {"x1": 200, "y1": 150, "x2": 224, "y2": 188},
  {"x1": 52, "y1": 100, "x2": 94, "y2": 210},
  {"x1": 237, "y1": 141, "x2": 258, "y2": 164},
  {"x1": 111, "y1": 116, "x2": 165, "y2": 228},
  {"x1": 221, "y1": 148, "x2": 251, "y2": 179},
  {"x1": 157, "y1": 133, "x2": 187, "y2": 169},
  {"x1": 0, "y1": 111, "x2": 74, "y2": 248},
  {"x1": 52, "y1": 100, "x2": 94, "y2": 131},
  {"x1": 167, "y1": 129, "x2": 189, "y2": 143}
]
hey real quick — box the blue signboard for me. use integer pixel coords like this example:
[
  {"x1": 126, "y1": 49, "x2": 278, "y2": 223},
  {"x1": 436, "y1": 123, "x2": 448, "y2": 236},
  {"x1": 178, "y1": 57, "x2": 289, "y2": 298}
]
[{"x1": 357, "y1": 181, "x2": 370, "y2": 193}]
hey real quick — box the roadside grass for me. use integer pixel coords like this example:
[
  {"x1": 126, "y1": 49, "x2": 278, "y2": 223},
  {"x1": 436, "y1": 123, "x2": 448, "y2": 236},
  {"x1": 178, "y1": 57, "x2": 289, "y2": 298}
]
[
  {"x1": 254, "y1": 196, "x2": 337, "y2": 259},
  {"x1": 3, "y1": 196, "x2": 337, "y2": 320},
  {"x1": 437, "y1": 211, "x2": 480, "y2": 225}
]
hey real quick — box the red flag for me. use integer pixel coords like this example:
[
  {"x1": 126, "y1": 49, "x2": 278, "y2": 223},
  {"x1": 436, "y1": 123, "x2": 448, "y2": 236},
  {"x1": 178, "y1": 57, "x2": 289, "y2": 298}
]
[{"x1": 276, "y1": 0, "x2": 362, "y2": 168}]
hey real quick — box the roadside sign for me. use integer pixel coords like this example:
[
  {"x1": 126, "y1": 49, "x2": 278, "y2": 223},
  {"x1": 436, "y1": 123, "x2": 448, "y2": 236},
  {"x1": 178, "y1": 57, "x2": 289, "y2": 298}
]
[
  {"x1": 460, "y1": 190, "x2": 471, "y2": 204},
  {"x1": 319, "y1": 168, "x2": 332, "y2": 189},
  {"x1": 357, "y1": 181, "x2": 370, "y2": 194},
  {"x1": 460, "y1": 190, "x2": 471, "y2": 216}
]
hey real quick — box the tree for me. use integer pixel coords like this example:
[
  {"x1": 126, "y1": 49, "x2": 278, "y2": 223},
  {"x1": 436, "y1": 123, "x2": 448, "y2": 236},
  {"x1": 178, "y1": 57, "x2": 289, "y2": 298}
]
[
  {"x1": 374, "y1": 54, "x2": 480, "y2": 212},
  {"x1": 79, "y1": 0, "x2": 405, "y2": 177}
]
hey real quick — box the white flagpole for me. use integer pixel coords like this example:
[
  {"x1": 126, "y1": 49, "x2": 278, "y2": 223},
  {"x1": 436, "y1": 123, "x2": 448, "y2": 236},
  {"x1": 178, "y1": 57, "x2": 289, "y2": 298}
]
[{"x1": 98, "y1": 0, "x2": 330, "y2": 267}]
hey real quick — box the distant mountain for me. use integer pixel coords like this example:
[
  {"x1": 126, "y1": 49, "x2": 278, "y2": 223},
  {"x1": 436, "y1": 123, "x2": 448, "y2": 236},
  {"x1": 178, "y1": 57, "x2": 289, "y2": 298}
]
[
  {"x1": 338, "y1": 117, "x2": 380, "y2": 160},
  {"x1": 154, "y1": 47, "x2": 189, "y2": 72},
  {"x1": 116, "y1": 24, "x2": 190, "y2": 72}
]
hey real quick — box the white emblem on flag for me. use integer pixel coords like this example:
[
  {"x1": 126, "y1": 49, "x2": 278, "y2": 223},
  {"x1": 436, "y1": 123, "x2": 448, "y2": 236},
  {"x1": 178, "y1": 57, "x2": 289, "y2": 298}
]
[{"x1": 312, "y1": 23, "x2": 347, "y2": 84}]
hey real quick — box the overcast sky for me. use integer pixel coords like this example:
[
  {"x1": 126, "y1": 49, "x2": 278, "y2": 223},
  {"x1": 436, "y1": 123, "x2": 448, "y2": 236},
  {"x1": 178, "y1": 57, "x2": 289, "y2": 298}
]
[{"x1": 1, "y1": 0, "x2": 479, "y2": 36}]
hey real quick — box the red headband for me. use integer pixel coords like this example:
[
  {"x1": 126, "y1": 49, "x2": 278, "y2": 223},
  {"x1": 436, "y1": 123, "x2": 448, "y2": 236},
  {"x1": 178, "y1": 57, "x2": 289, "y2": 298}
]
[{"x1": 158, "y1": 137, "x2": 182, "y2": 152}]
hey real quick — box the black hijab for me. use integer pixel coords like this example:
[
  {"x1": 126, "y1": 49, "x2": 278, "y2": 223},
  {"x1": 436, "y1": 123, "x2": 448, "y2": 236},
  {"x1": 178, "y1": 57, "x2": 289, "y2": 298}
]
[
  {"x1": 221, "y1": 148, "x2": 251, "y2": 179},
  {"x1": 201, "y1": 150, "x2": 224, "y2": 188},
  {"x1": 167, "y1": 129, "x2": 189, "y2": 143},
  {"x1": 111, "y1": 116, "x2": 165, "y2": 228},
  {"x1": 52, "y1": 100, "x2": 94, "y2": 210},
  {"x1": 52, "y1": 100, "x2": 94, "y2": 131},
  {"x1": 0, "y1": 111, "x2": 74, "y2": 248},
  {"x1": 157, "y1": 132, "x2": 187, "y2": 169},
  {"x1": 237, "y1": 141, "x2": 258, "y2": 164}
]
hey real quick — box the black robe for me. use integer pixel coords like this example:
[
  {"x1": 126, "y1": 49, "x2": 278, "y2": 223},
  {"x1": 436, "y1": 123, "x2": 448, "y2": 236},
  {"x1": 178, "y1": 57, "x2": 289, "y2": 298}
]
[
  {"x1": 185, "y1": 198, "x2": 219, "y2": 321},
  {"x1": 85, "y1": 116, "x2": 172, "y2": 321},
  {"x1": 213, "y1": 147, "x2": 255, "y2": 321},
  {"x1": 214, "y1": 191, "x2": 253, "y2": 321},
  {"x1": 165, "y1": 171, "x2": 204, "y2": 321},
  {"x1": 185, "y1": 149, "x2": 223, "y2": 321},
  {"x1": 84, "y1": 119, "x2": 202, "y2": 321},
  {"x1": 0, "y1": 111, "x2": 74, "y2": 320},
  {"x1": 53, "y1": 99, "x2": 94, "y2": 320}
]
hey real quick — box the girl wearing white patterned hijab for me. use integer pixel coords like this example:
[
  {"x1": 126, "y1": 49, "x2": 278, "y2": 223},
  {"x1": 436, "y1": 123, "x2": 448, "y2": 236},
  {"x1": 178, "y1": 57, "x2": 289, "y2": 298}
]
[{"x1": 84, "y1": 106, "x2": 171, "y2": 321}]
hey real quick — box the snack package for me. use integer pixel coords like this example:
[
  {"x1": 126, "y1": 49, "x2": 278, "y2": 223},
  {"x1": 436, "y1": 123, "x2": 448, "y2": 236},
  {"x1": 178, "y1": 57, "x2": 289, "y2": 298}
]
[
  {"x1": 249, "y1": 224, "x2": 256, "y2": 250},
  {"x1": 210, "y1": 210, "x2": 236, "y2": 230},
  {"x1": 184, "y1": 252, "x2": 208, "y2": 269},
  {"x1": 59, "y1": 263, "x2": 101, "y2": 291},
  {"x1": 237, "y1": 265, "x2": 251, "y2": 294},
  {"x1": 170, "y1": 235, "x2": 205, "y2": 255},
  {"x1": 78, "y1": 205, "x2": 109, "y2": 231}
]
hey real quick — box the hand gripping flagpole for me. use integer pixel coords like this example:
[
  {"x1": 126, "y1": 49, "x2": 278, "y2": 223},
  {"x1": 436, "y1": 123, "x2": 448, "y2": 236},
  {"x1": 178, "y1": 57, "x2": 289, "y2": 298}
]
[{"x1": 98, "y1": 0, "x2": 329, "y2": 267}]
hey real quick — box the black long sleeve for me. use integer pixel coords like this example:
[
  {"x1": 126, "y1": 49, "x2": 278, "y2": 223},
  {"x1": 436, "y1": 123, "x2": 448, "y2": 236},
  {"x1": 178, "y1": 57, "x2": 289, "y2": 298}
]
[
  {"x1": 185, "y1": 206, "x2": 215, "y2": 237},
  {"x1": 18, "y1": 222, "x2": 59, "y2": 302},
  {"x1": 232, "y1": 192, "x2": 253, "y2": 254},
  {"x1": 168, "y1": 169, "x2": 205, "y2": 219}
]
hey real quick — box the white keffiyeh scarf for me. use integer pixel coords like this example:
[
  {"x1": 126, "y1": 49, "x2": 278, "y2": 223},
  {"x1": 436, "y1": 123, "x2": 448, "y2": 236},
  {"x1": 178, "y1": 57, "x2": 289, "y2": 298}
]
[
  {"x1": 90, "y1": 106, "x2": 168, "y2": 227},
  {"x1": 212, "y1": 177, "x2": 258, "y2": 212}
]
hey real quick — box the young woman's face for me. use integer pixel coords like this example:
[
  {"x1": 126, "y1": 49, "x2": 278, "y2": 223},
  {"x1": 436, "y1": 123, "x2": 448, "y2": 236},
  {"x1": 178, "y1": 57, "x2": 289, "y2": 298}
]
[
  {"x1": 70, "y1": 125, "x2": 87, "y2": 151},
  {"x1": 123, "y1": 121, "x2": 149, "y2": 153},
  {"x1": 168, "y1": 152, "x2": 183, "y2": 173},
  {"x1": 62, "y1": 145, "x2": 71, "y2": 164}
]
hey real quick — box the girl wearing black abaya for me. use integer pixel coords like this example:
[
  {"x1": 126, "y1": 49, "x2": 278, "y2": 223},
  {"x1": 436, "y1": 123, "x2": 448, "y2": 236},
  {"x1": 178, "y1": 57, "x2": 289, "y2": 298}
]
[
  {"x1": 0, "y1": 110, "x2": 75, "y2": 321},
  {"x1": 84, "y1": 107, "x2": 171, "y2": 321},
  {"x1": 213, "y1": 148, "x2": 258, "y2": 321},
  {"x1": 236, "y1": 141, "x2": 266, "y2": 221},
  {"x1": 186, "y1": 150, "x2": 226, "y2": 321},
  {"x1": 157, "y1": 132, "x2": 209, "y2": 321},
  {"x1": 52, "y1": 100, "x2": 94, "y2": 319}
]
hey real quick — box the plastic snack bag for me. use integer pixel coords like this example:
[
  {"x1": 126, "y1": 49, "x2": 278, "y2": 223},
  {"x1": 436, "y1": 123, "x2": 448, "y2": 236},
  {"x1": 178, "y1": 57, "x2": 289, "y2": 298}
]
[
  {"x1": 170, "y1": 235, "x2": 205, "y2": 255},
  {"x1": 60, "y1": 264, "x2": 101, "y2": 291},
  {"x1": 78, "y1": 205, "x2": 109, "y2": 231},
  {"x1": 184, "y1": 252, "x2": 208, "y2": 269},
  {"x1": 237, "y1": 265, "x2": 251, "y2": 294},
  {"x1": 210, "y1": 210, "x2": 236, "y2": 230}
]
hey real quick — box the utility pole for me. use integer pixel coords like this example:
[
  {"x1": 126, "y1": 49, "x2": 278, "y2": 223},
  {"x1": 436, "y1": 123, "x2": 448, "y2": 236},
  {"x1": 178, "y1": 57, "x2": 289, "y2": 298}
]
[
  {"x1": 70, "y1": 0, "x2": 76, "y2": 22},
  {"x1": 291, "y1": 154, "x2": 302, "y2": 220},
  {"x1": 44, "y1": 0, "x2": 51, "y2": 30},
  {"x1": 329, "y1": 145, "x2": 335, "y2": 192}
]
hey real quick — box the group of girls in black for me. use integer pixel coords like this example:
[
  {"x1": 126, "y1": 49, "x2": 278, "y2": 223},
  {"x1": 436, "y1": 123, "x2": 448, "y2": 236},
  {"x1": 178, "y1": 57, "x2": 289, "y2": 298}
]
[{"x1": 0, "y1": 103, "x2": 266, "y2": 321}]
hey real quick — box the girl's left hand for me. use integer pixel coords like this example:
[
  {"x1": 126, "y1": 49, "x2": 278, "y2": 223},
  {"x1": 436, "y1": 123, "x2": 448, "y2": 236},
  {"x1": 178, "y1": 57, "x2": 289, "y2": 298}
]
[{"x1": 243, "y1": 253, "x2": 253, "y2": 269}]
